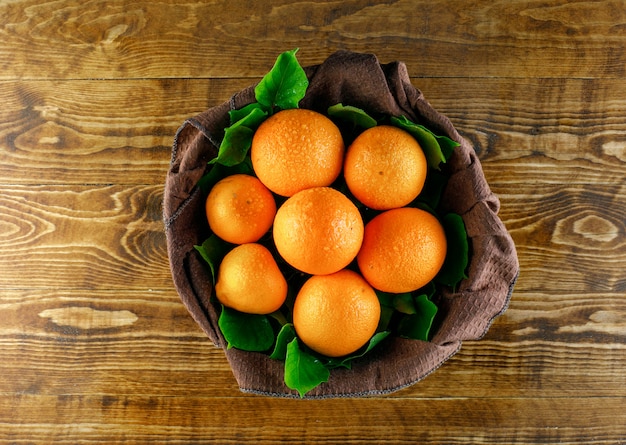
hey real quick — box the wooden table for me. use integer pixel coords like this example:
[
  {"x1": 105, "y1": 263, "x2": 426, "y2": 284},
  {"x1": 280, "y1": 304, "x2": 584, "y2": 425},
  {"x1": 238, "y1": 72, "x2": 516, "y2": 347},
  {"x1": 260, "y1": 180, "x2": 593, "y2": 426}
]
[{"x1": 1, "y1": 1, "x2": 624, "y2": 443}]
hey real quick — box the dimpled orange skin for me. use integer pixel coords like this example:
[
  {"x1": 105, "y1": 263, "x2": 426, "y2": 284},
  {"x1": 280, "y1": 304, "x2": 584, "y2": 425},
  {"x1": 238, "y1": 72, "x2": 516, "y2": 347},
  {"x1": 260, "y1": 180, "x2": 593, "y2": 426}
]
[
  {"x1": 214, "y1": 243, "x2": 287, "y2": 315},
  {"x1": 250, "y1": 109, "x2": 345, "y2": 197},
  {"x1": 293, "y1": 269, "x2": 381, "y2": 357},
  {"x1": 205, "y1": 174, "x2": 276, "y2": 244},
  {"x1": 272, "y1": 187, "x2": 364, "y2": 276},
  {"x1": 357, "y1": 207, "x2": 447, "y2": 293},
  {"x1": 344, "y1": 125, "x2": 428, "y2": 210}
]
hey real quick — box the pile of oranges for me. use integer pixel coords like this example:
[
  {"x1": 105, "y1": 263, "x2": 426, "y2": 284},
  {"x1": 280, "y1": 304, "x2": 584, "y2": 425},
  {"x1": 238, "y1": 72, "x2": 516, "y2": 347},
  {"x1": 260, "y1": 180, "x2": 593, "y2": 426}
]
[{"x1": 205, "y1": 108, "x2": 448, "y2": 358}]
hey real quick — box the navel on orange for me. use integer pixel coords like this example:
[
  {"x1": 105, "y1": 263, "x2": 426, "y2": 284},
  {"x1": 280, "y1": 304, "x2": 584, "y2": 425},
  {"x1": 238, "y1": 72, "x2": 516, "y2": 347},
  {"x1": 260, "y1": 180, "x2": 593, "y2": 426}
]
[
  {"x1": 344, "y1": 125, "x2": 427, "y2": 210},
  {"x1": 251, "y1": 108, "x2": 344, "y2": 197},
  {"x1": 357, "y1": 207, "x2": 447, "y2": 293},
  {"x1": 293, "y1": 270, "x2": 381, "y2": 357},
  {"x1": 273, "y1": 187, "x2": 364, "y2": 275},
  {"x1": 205, "y1": 174, "x2": 276, "y2": 244},
  {"x1": 214, "y1": 243, "x2": 287, "y2": 315}
]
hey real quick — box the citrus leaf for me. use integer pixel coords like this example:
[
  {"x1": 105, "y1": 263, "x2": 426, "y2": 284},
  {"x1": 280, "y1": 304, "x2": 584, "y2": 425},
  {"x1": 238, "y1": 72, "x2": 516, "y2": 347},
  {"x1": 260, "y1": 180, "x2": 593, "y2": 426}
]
[
  {"x1": 269, "y1": 323, "x2": 297, "y2": 361},
  {"x1": 375, "y1": 291, "x2": 396, "y2": 308},
  {"x1": 209, "y1": 124, "x2": 254, "y2": 167},
  {"x1": 375, "y1": 291, "x2": 395, "y2": 331},
  {"x1": 230, "y1": 104, "x2": 269, "y2": 130},
  {"x1": 436, "y1": 134, "x2": 460, "y2": 161},
  {"x1": 325, "y1": 331, "x2": 391, "y2": 369},
  {"x1": 210, "y1": 106, "x2": 268, "y2": 167},
  {"x1": 197, "y1": 158, "x2": 254, "y2": 194},
  {"x1": 255, "y1": 48, "x2": 309, "y2": 112},
  {"x1": 327, "y1": 103, "x2": 378, "y2": 129},
  {"x1": 194, "y1": 235, "x2": 233, "y2": 284},
  {"x1": 435, "y1": 213, "x2": 469, "y2": 287},
  {"x1": 393, "y1": 293, "x2": 417, "y2": 314},
  {"x1": 229, "y1": 102, "x2": 267, "y2": 126},
  {"x1": 390, "y1": 116, "x2": 450, "y2": 170},
  {"x1": 284, "y1": 339, "x2": 330, "y2": 397},
  {"x1": 397, "y1": 294, "x2": 438, "y2": 341},
  {"x1": 218, "y1": 306, "x2": 275, "y2": 352}
]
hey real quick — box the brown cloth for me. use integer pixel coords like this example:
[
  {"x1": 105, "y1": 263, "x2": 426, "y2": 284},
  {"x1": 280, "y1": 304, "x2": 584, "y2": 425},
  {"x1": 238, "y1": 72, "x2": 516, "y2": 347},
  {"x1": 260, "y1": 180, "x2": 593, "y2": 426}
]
[{"x1": 163, "y1": 50, "x2": 519, "y2": 398}]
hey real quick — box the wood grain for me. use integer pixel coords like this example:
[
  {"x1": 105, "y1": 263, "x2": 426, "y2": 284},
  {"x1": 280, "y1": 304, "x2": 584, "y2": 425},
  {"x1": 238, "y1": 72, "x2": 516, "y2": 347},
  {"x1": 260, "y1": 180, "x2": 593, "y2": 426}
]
[
  {"x1": 1, "y1": 395, "x2": 624, "y2": 444},
  {"x1": 2, "y1": 77, "x2": 624, "y2": 185},
  {"x1": 2, "y1": 183, "x2": 623, "y2": 293},
  {"x1": 2, "y1": 0, "x2": 625, "y2": 443},
  {"x1": 0, "y1": 185, "x2": 169, "y2": 289},
  {"x1": 1, "y1": 0, "x2": 625, "y2": 80}
]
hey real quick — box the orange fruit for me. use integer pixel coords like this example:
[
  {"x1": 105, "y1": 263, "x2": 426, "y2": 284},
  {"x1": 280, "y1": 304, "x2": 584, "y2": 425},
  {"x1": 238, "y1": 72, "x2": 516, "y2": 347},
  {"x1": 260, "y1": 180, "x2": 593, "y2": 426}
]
[
  {"x1": 344, "y1": 125, "x2": 427, "y2": 210},
  {"x1": 273, "y1": 187, "x2": 364, "y2": 275},
  {"x1": 214, "y1": 243, "x2": 287, "y2": 314},
  {"x1": 357, "y1": 207, "x2": 447, "y2": 293},
  {"x1": 205, "y1": 174, "x2": 276, "y2": 244},
  {"x1": 251, "y1": 108, "x2": 344, "y2": 197},
  {"x1": 293, "y1": 270, "x2": 380, "y2": 357}
]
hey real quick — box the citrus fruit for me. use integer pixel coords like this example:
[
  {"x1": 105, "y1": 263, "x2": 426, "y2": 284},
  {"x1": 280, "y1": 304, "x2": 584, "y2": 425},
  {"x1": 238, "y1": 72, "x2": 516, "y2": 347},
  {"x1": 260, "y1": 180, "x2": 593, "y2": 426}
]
[
  {"x1": 205, "y1": 174, "x2": 276, "y2": 244},
  {"x1": 214, "y1": 243, "x2": 287, "y2": 314},
  {"x1": 357, "y1": 207, "x2": 447, "y2": 293},
  {"x1": 344, "y1": 125, "x2": 427, "y2": 210},
  {"x1": 251, "y1": 108, "x2": 344, "y2": 197},
  {"x1": 293, "y1": 270, "x2": 381, "y2": 357},
  {"x1": 273, "y1": 187, "x2": 364, "y2": 275}
]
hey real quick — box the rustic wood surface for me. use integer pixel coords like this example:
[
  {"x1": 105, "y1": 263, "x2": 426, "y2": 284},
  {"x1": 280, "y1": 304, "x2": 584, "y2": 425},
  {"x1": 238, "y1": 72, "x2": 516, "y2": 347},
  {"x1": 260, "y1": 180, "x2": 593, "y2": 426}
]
[{"x1": 1, "y1": 1, "x2": 625, "y2": 444}]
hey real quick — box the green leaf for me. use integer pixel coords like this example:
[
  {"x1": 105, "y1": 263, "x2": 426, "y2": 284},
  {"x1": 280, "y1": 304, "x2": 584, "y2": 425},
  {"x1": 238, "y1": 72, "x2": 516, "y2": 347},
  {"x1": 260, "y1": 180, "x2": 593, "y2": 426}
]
[
  {"x1": 391, "y1": 116, "x2": 453, "y2": 170},
  {"x1": 210, "y1": 106, "x2": 268, "y2": 167},
  {"x1": 393, "y1": 293, "x2": 417, "y2": 314},
  {"x1": 231, "y1": 104, "x2": 269, "y2": 130},
  {"x1": 284, "y1": 339, "x2": 330, "y2": 397},
  {"x1": 194, "y1": 235, "x2": 233, "y2": 283},
  {"x1": 229, "y1": 103, "x2": 267, "y2": 126},
  {"x1": 359, "y1": 330, "x2": 390, "y2": 356},
  {"x1": 325, "y1": 331, "x2": 391, "y2": 369},
  {"x1": 397, "y1": 294, "x2": 438, "y2": 341},
  {"x1": 196, "y1": 158, "x2": 254, "y2": 194},
  {"x1": 327, "y1": 103, "x2": 378, "y2": 129},
  {"x1": 376, "y1": 291, "x2": 395, "y2": 308},
  {"x1": 435, "y1": 213, "x2": 470, "y2": 287},
  {"x1": 269, "y1": 323, "x2": 297, "y2": 361},
  {"x1": 375, "y1": 291, "x2": 395, "y2": 331},
  {"x1": 436, "y1": 134, "x2": 459, "y2": 161},
  {"x1": 255, "y1": 48, "x2": 309, "y2": 112},
  {"x1": 218, "y1": 306, "x2": 275, "y2": 352},
  {"x1": 209, "y1": 124, "x2": 254, "y2": 167}
]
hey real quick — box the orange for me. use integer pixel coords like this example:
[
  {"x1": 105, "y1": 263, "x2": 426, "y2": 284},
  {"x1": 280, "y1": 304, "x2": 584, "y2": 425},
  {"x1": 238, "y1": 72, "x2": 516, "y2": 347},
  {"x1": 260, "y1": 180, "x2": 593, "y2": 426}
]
[
  {"x1": 293, "y1": 270, "x2": 380, "y2": 357},
  {"x1": 357, "y1": 207, "x2": 447, "y2": 293},
  {"x1": 273, "y1": 187, "x2": 364, "y2": 275},
  {"x1": 214, "y1": 243, "x2": 287, "y2": 314},
  {"x1": 205, "y1": 174, "x2": 276, "y2": 244},
  {"x1": 344, "y1": 125, "x2": 427, "y2": 210},
  {"x1": 251, "y1": 108, "x2": 344, "y2": 197}
]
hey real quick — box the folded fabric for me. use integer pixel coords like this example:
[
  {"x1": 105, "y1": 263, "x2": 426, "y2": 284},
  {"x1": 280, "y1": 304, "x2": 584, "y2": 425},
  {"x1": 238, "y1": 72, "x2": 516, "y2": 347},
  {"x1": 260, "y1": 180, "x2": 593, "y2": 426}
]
[{"x1": 163, "y1": 50, "x2": 519, "y2": 398}]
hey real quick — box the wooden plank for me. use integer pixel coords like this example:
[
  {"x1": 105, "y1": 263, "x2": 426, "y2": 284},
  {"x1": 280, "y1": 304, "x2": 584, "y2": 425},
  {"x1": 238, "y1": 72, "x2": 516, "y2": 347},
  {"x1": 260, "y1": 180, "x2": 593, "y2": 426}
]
[
  {"x1": 1, "y1": 1, "x2": 624, "y2": 444},
  {"x1": 0, "y1": 394, "x2": 624, "y2": 444},
  {"x1": 415, "y1": 77, "x2": 626, "y2": 187},
  {"x1": 0, "y1": 78, "x2": 251, "y2": 185},
  {"x1": 1, "y1": 0, "x2": 625, "y2": 80},
  {"x1": 1, "y1": 290, "x2": 623, "y2": 399},
  {"x1": 497, "y1": 183, "x2": 626, "y2": 293},
  {"x1": 1, "y1": 334, "x2": 623, "y2": 400},
  {"x1": 0, "y1": 184, "x2": 172, "y2": 289},
  {"x1": 1, "y1": 183, "x2": 622, "y2": 292},
  {"x1": 2, "y1": 77, "x2": 625, "y2": 186}
]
